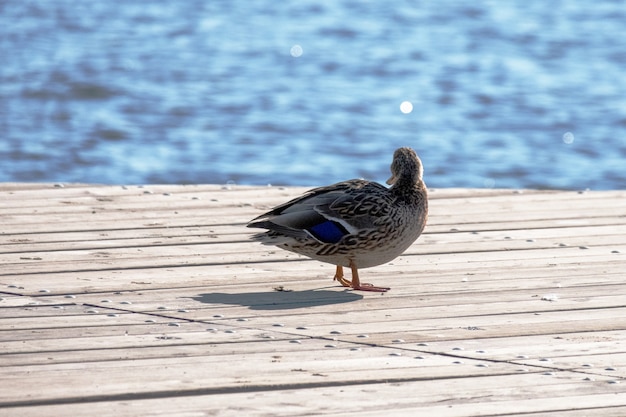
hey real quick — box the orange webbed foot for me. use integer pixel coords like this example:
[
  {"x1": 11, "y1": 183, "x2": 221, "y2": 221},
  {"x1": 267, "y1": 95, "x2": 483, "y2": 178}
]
[
  {"x1": 333, "y1": 265, "x2": 353, "y2": 288},
  {"x1": 332, "y1": 262, "x2": 390, "y2": 292},
  {"x1": 352, "y1": 282, "x2": 390, "y2": 292}
]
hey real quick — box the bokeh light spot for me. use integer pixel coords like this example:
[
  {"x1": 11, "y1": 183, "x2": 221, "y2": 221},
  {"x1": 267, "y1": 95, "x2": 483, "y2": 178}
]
[
  {"x1": 562, "y1": 132, "x2": 575, "y2": 144},
  {"x1": 400, "y1": 101, "x2": 413, "y2": 114},
  {"x1": 290, "y1": 44, "x2": 303, "y2": 57}
]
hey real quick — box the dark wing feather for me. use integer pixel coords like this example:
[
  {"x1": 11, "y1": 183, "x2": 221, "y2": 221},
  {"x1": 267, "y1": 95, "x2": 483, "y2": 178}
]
[{"x1": 247, "y1": 179, "x2": 392, "y2": 242}]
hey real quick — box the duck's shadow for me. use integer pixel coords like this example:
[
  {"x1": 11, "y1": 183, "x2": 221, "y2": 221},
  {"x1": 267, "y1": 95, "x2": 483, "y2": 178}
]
[{"x1": 191, "y1": 288, "x2": 363, "y2": 310}]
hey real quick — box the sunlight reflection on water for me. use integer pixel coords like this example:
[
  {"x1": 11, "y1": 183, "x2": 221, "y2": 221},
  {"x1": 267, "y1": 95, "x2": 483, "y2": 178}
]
[
  {"x1": 290, "y1": 44, "x2": 303, "y2": 58},
  {"x1": 562, "y1": 132, "x2": 575, "y2": 145},
  {"x1": 400, "y1": 101, "x2": 413, "y2": 114},
  {"x1": 1, "y1": 1, "x2": 625, "y2": 189}
]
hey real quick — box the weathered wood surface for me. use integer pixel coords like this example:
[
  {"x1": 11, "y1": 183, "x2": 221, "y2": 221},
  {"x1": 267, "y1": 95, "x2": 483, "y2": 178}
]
[{"x1": 1, "y1": 183, "x2": 625, "y2": 417}]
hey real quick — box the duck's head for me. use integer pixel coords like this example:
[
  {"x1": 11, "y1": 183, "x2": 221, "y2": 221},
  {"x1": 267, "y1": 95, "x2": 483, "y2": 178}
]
[{"x1": 386, "y1": 147, "x2": 423, "y2": 186}]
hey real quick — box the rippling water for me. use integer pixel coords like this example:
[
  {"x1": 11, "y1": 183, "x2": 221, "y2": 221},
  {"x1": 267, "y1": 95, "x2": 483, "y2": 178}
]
[{"x1": 2, "y1": 1, "x2": 625, "y2": 189}]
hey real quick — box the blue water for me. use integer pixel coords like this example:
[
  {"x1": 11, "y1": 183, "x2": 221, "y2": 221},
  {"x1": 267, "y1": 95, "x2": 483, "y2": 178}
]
[{"x1": 2, "y1": 1, "x2": 626, "y2": 189}]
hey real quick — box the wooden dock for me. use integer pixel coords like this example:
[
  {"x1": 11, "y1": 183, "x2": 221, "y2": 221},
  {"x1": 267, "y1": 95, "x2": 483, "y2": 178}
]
[{"x1": 1, "y1": 183, "x2": 625, "y2": 416}]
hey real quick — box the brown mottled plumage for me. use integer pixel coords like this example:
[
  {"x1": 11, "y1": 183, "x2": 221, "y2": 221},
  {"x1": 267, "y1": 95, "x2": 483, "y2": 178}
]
[{"x1": 248, "y1": 147, "x2": 428, "y2": 292}]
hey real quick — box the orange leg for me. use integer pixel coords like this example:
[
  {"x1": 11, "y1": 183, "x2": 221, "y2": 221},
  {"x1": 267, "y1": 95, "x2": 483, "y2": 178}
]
[
  {"x1": 333, "y1": 265, "x2": 353, "y2": 288},
  {"x1": 333, "y1": 262, "x2": 390, "y2": 292}
]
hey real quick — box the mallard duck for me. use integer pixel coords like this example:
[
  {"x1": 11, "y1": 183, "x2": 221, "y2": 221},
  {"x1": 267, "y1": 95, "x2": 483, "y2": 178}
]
[{"x1": 248, "y1": 147, "x2": 428, "y2": 292}]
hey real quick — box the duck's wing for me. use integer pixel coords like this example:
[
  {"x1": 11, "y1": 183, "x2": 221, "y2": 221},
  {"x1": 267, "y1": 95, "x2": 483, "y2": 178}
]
[{"x1": 247, "y1": 179, "x2": 391, "y2": 244}]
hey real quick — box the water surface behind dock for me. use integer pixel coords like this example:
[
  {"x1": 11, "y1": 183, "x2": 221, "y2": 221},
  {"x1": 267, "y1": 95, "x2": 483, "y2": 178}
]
[{"x1": 2, "y1": 1, "x2": 626, "y2": 189}]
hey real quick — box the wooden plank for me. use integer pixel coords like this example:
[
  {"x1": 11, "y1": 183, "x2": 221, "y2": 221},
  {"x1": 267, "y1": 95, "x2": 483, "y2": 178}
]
[
  {"x1": 2, "y1": 246, "x2": 624, "y2": 297},
  {"x1": 2, "y1": 372, "x2": 625, "y2": 416},
  {"x1": 1, "y1": 187, "x2": 623, "y2": 232},
  {"x1": 0, "y1": 340, "x2": 548, "y2": 403},
  {"x1": 1, "y1": 224, "x2": 625, "y2": 262},
  {"x1": 1, "y1": 185, "x2": 626, "y2": 416},
  {"x1": 1, "y1": 243, "x2": 623, "y2": 282}
]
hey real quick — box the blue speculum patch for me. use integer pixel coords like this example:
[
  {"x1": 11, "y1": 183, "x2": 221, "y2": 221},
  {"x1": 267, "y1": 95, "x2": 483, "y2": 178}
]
[{"x1": 309, "y1": 220, "x2": 347, "y2": 244}]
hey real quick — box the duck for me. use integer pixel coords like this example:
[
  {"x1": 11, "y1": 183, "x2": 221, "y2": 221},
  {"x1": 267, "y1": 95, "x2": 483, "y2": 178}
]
[{"x1": 247, "y1": 147, "x2": 428, "y2": 292}]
